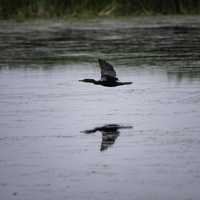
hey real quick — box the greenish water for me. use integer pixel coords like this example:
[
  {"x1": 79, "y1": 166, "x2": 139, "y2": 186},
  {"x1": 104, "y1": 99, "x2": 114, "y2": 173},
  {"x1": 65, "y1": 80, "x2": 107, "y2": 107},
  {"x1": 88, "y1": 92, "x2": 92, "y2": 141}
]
[{"x1": 0, "y1": 16, "x2": 200, "y2": 200}]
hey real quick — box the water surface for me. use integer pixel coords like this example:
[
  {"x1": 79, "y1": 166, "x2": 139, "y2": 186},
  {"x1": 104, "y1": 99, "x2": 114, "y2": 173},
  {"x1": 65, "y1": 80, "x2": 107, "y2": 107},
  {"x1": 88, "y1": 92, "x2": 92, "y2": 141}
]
[{"x1": 0, "y1": 16, "x2": 200, "y2": 200}]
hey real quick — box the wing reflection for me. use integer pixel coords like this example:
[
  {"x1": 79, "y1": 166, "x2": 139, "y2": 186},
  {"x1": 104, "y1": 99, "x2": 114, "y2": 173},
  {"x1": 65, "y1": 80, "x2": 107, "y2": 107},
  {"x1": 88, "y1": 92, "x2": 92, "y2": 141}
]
[{"x1": 82, "y1": 124, "x2": 132, "y2": 151}]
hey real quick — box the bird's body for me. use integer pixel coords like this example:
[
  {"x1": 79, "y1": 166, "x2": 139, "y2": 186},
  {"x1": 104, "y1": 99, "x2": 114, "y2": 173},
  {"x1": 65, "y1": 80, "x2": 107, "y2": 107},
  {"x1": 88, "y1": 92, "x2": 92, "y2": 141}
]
[{"x1": 79, "y1": 59, "x2": 132, "y2": 87}]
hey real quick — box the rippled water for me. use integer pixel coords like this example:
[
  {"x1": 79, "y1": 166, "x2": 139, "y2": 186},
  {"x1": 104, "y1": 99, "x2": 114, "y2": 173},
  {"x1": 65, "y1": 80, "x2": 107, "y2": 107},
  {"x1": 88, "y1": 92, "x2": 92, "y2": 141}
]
[{"x1": 0, "y1": 16, "x2": 200, "y2": 200}]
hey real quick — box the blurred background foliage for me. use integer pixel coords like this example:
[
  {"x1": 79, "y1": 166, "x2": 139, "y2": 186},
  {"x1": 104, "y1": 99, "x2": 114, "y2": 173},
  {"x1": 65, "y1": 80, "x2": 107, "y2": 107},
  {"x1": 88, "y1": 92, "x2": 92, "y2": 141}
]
[{"x1": 0, "y1": 0, "x2": 200, "y2": 19}]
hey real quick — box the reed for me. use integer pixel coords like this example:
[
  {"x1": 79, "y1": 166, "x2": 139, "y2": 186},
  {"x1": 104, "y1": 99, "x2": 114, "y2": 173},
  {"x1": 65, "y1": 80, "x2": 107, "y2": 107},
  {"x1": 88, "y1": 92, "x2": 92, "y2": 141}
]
[{"x1": 0, "y1": 0, "x2": 200, "y2": 19}]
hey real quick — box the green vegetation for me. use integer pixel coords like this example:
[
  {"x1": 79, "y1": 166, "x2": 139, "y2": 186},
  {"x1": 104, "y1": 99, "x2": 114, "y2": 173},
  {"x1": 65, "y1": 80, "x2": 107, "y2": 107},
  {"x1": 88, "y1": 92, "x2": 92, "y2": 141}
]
[{"x1": 0, "y1": 0, "x2": 200, "y2": 19}]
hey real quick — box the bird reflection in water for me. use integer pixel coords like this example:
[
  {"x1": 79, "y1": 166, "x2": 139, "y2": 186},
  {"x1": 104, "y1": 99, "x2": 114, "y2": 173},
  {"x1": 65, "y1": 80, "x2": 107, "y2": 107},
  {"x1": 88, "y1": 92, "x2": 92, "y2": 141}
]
[{"x1": 82, "y1": 124, "x2": 132, "y2": 151}]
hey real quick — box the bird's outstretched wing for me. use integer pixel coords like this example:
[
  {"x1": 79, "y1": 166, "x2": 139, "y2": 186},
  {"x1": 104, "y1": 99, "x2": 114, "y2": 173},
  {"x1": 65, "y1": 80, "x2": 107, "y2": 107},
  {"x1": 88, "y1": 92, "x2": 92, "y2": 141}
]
[{"x1": 98, "y1": 59, "x2": 118, "y2": 82}]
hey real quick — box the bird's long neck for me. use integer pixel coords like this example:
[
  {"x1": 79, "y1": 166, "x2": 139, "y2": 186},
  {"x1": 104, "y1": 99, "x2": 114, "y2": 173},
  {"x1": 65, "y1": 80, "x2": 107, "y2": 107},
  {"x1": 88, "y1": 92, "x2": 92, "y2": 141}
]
[
  {"x1": 118, "y1": 82, "x2": 132, "y2": 86},
  {"x1": 87, "y1": 79, "x2": 100, "y2": 85},
  {"x1": 79, "y1": 79, "x2": 99, "y2": 85}
]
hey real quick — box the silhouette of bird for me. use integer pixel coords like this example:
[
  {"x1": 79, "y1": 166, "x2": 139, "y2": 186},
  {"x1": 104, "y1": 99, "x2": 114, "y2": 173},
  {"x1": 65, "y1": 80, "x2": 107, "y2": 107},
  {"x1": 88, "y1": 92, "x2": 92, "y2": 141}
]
[
  {"x1": 79, "y1": 59, "x2": 132, "y2": 87},
  {"x1": 82, "y1": 124, "x2": 132, "y2": 151}
]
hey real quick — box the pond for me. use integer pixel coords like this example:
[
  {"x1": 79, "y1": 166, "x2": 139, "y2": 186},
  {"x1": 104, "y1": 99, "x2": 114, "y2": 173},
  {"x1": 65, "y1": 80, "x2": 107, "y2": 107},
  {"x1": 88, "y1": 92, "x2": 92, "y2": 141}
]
[{"x1": 0, "y1": 16, "x2": 200, "y2": 200}]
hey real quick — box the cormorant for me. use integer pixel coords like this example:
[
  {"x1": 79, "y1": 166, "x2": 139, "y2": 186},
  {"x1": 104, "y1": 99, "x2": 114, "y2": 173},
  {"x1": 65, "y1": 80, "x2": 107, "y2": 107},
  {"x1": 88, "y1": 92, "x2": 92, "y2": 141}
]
[
  {"x1": 79, "y1": 59, "x2": 132, "y2": 87},
  {"x1": 82, "y1": 124, "x2": 132, "y2": 151}
]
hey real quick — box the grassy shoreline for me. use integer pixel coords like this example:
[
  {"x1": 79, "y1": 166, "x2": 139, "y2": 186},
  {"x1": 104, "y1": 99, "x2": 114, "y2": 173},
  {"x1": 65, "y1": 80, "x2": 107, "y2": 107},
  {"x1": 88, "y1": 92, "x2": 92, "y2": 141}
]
[{"x1": 0, "y1": 0, "x2": 200, "y2": 21}]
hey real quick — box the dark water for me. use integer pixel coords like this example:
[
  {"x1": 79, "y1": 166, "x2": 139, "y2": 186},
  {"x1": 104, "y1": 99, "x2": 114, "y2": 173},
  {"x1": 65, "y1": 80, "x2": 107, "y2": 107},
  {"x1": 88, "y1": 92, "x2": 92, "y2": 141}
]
[{"x1": 0, "y1": 16, "x2": 200, "y2": 200}]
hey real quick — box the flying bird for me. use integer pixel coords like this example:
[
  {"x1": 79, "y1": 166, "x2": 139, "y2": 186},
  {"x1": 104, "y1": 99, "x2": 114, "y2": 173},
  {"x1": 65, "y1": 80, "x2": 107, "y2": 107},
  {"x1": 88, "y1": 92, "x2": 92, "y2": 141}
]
[{"x1": 79, "y1": 59, "x2": 132, "y2": 87}]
